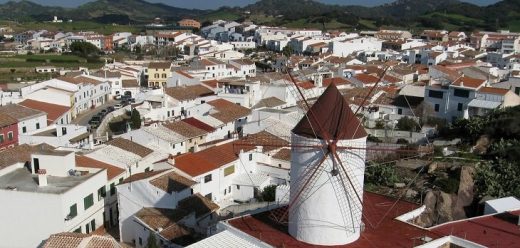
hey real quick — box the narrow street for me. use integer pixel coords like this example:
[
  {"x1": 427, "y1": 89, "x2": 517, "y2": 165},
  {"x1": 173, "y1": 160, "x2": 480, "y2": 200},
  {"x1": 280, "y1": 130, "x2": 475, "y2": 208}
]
[{"x1": 71, "y1": 100, "x2": 120, "y2": 126}]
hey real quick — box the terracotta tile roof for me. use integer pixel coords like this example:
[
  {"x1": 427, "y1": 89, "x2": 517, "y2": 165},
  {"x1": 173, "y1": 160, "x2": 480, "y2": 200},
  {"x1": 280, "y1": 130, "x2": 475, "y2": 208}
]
[
  {"x1": 452, "y1": 76, "x2": 486, "y2": 89},
  {"x1": 478, "y1": 87, "x2": 509, "y2": 95},
  {"x1": 239, "y1": 131, "x2": 289, "y2": 153},
  {"x1": 174, "y1": 141, "x2": 253, "y2": 177},
  {"x1": 297, "y1": 81, "x2": 315, "y2": 89},
  {"x1": 201, "y1": 79, "x2": 218, "y2": 89},
  {"x1": 121, "y1": 169, "x2": 168, "y2": 184},
  {"x1": 122, "y1": 79, "x2": 139, "y2": 88},
  {"x1": 165, "y1": 85, "x2": 214, "y2": 102},
  {"x1": 207, "y1": 99, "x2": 251, "y2": 124},
  {"x1": 59, "y1": 76, "x2": 103, "y2": 85},
  {"x1": 341, "y1": 87, "x2": 377, "y2": 107},
  {"x1": 429, "y1": 210, "x2": 520, "y2": 247},
  {"x1": 148, "y1": 61, "x2": 172, "y2": 69},
  {"x1": 354, "y1": 74, "x2": 380, "y2": 85},
  {"x1": 135, "y1": 208, "x2": 191, "y2": 241},
  {"x1": 323, "y1": 77, "x2": 350, "y2": 87},
  {"x1": 431, "y1": 65, "x2": 461, "y2": 81},
  {"x1": 174, "y1": 70, "x2": 194, "y2": 79},
  {"x1": 43, "y1": 232, "x2": 121, "y2": 248},
  {"x1": 163, "y1": 121, "x2": 207, "y2": 138},
  {"x1": 272, "y1": 148, "x2": 291, "y2": 161},
  {"x1": 75, "y1": 155, "x2": 125, "y2": 181},
  {"x1": 178, "y1": 193, "x2": 219, "y2": 218},
  {"x1": 252, "y1": 97, "x2": 286, "y2": 109},
  {"x1": 294, "y1": 84, "x2": 367, "y2": 140},
  {"x1": 42, "y1": 232, "x2": 86, "y2": 248},
  {"x1": 91, "y1": 70, "x2": 121, "y2": 78},
  {"x1": 106, "y1": 137, "x2": 153, "y2": 157},
  {"x1": 19, "y1": 99, "x2": 70, "y2": 125},
  {"x1": 0, "y1": 104, "x2": 45, "y2": 121},
  {"x1": 150, "y1": 171, "x2": 196, "y2": 193},
  {"x1": 181, "y1": 117, "x2": 216, "y2": 132},
  {"x1": 0, "y1": 112, "x2": 17, "y2": 127}
]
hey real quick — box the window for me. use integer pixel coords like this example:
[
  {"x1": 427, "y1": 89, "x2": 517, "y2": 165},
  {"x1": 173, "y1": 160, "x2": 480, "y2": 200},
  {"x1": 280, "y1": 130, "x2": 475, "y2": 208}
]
[
  {"x1": 0, "y1": 134, "x2": 3, "y2": 143},
  {"x1": 119, "y1": 178, "x2": 123, "y2": 184},
  {"x1": 22, "y1": 126, "x2": 27, "y2": 133},
  {"x1": 69, "y1": 204, "x2": 78, "y2": 218},
  {"x1": 228, "y1": 186, "x2": 231, "y2": 193},
  {"x1": 434, "y1": 104, "x2": 440, "y2": 112},
  {"x1": 85, "y1": 223, "x2": 90, "y2": 234},
  {"x1": 204, "y1": 174, "x2": 212, "y2": 183},
  {"x1": 397, "y1": 108, "x2": 403, "y2": 115},
  {"x1": 138, "y1": 237, "x2": 142, "y2": 246},
  {"x1": 90, "y1": 219, "x2": 96, "y2": 231},
  {"x1": 110, "y1": 183, "x2": 116, "y2": 196},
  {"x1": 84, "y1": 194, "x2": 94, "y2": 210},
  {"x1": 162, "y1": 73, "x2": 167, "y2": 78},
  {"x1": 62, "y1": 127, "x2": 67, "y2": 135},
  {"x1": 249, "y1": 154, "x2": 253, "y2": 161},
  {"x1": 98, "y1": 186, "x2": 106, "y2": 201},
  {"x1": 7, "y1": 132, "x2": 13, "y2": 141},
  {"x1": 457, "y1": 103, "x2": 463, "y2": 111},
  {"x1": 73, "y1": 227, "x2": 81, "y2": 233},
  {"x1": 515, "y1": 87, "x2": 520, "y2": 95},
  {"x1": 36, "y1": 123, "x2": 40, "y2": 129},
  {"x1": 145, "y1": 167, "x2": 150, "y2": 172},
  {"x1": 236, "y1": 185, "x2": 240, "y2": 190},
  {"x1": 453, "y1": 89, "x2": 470, "y2": 98},
  {"x1": 224, "y1": 165, "x2": 235, "y2": 176},
  {"x1": 428, "y1": 90, "x2": 444, "y2": 99}
]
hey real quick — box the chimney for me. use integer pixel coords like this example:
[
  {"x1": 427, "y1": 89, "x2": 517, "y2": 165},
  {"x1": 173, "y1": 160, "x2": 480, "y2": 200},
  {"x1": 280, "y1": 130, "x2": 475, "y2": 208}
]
[
  {"x1": 168, "y1": 154, "x2": 175, "y2": 165},
  {"x1": 38, "y1": 169, "x2": 48, "y2": 187}
]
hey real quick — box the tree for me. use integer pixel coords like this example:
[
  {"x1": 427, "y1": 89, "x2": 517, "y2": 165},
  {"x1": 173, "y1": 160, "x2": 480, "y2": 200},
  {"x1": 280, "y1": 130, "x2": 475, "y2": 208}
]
[
  {"x1": 396, "y1": 116, "x2": 419, "y2": 132},
  {"x1": 69, "y1": 41, "x2": 100, "y2": 58},
  {"x1": 474, "y1": 159, "x2": 520, "y2": 199},
  {"x1": 130, "y1": 109, "x2": 141, "y2": 130},
  {"x1": 146, "y1": 233, "x2": 159, "y2": 248},
  {"x1": 10, "y1": 68, "x2": 15, "y2": 74},
  {"x1": 282, "y1": 45, "x2": 293, "y2": 57},
  {"x1": 365, "y1": 162, "x2": 398, "y2": 187},
  {"x1": 262, "y1": 185, "x2": 277, "y2": 202}
]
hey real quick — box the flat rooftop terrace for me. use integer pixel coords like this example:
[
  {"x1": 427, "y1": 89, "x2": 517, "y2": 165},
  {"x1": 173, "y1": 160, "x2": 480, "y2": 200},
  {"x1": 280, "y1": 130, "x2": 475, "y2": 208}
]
[{"x1": 0, "y1": 168, "x2": 96, "y2": 194}]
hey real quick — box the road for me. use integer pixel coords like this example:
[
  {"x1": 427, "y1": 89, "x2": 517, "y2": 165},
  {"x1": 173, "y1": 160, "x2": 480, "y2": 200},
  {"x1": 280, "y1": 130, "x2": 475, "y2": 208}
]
[{"x1": 71, "y1": 100, "x2": 120, "y2": 126}]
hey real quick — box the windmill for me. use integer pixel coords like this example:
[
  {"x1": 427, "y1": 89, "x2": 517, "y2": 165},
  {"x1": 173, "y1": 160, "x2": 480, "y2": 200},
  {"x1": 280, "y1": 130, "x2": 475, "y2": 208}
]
[{"x1": 234, "y1": 68, "x2": 433, "y2": 246}]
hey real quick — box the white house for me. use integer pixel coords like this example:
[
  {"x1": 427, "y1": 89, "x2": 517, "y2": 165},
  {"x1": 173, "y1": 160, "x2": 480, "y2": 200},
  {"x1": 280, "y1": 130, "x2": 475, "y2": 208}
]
[{"x1": 0, "y1": 145, "x2": 108, "y2": 248}]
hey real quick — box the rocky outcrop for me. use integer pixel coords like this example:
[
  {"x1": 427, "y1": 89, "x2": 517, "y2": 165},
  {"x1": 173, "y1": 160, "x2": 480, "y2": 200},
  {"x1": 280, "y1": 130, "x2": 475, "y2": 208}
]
[{"x1": 413, "y1": 166, "x2": 475, "y2": 227}]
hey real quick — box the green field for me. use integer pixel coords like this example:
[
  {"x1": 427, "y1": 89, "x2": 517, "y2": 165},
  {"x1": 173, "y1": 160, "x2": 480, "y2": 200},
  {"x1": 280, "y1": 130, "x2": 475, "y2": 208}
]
[
  {"x1": 2, "y1": 21, "x2": 141, "y2": 35},
  {"x1": 0, "y1": 54, "x2": 103, "y2": 72}
]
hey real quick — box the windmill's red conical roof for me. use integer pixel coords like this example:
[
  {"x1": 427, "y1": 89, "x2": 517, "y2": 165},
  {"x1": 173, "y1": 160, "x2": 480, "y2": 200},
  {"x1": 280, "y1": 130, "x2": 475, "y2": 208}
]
[{"x1": 292, "y1": 84, "x2": 367, "y2": 140}]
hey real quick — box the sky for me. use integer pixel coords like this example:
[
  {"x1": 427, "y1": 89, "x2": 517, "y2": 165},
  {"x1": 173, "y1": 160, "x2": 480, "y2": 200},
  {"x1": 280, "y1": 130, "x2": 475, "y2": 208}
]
[{"x1": 0, "y1": 0, "x2": 502, "y2": 9}]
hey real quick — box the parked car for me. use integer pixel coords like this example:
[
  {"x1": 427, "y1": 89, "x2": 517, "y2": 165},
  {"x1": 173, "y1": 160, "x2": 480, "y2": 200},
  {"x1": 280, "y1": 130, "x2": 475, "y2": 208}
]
[
  {"x1": 107, "y1": 106, "x2": 115, "y2": 112},
  {"x1": 129, "y1": 98, "x2": 136, "y2": 103},
  {"x1": 114, "y1": 104, "x2": 122, "y2": 109},
  {"x1": 99, "y1": 109, "x2": 108, "y2": 116},
  {"x1": 114, "y1": 95, "x2": 122, "y2": 100}
]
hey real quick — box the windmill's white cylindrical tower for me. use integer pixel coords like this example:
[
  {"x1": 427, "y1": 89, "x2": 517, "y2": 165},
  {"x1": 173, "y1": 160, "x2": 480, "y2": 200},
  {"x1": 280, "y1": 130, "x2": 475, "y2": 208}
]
[{"x1": 288, "y1": 83, "x2": 368, "y2": 246}]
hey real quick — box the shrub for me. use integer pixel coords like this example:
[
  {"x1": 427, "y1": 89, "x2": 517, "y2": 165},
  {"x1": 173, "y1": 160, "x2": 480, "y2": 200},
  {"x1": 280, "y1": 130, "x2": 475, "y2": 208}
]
[{"x1": 262, "y1": 185, "x2": 277, "y2": 202}]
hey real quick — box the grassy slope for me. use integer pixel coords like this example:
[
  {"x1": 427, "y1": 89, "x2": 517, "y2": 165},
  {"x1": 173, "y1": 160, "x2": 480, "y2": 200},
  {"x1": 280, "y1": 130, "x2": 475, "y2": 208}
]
[{"x1": 6, "y1": 21, "x2": 141, "y2": 35}]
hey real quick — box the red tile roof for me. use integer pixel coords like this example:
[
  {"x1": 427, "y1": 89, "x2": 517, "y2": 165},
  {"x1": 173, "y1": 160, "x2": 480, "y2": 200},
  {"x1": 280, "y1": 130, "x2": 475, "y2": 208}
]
[
  {"x1": 121, "y1": 170, "x2": 168, "y2": 184},
  {"x1": 430, "y1": 210, "x2": 520, "y2": 247},
  {"x1": 75, "y1": 155, "x2": 125, "y2": 180},
  {"x1": 452, "y1": 76, "x2": 486, "y2": 89},
  {"x1": 228, "y1": 192, "x2": 439, "y2": 248},
  {"x1": 181, "y1": 117, "x2": 216, "y2": 132},
  {"x1": 207, "y1": 99, "x2": 251, "y2": 123},
  {"x1": 323, "y1": 77, "x2": 350, "y2": 87},
  {"x1": 297, "y1": 81, "x2": 315, "y2": 89},
  {"x1": 478, "y1": 87, "x2": 509, "y2": 95},
  {"x1": 174, "y1": 141, "x2": 253, "y2": 177},
  {"x1": 19, "y1": 99, "x2": 70, "y2": 125},
  {"x1": 201, "y1": 79, "x2": 218, "y2": 89},
  {"x1": 354, "y1": 74, "x2": 380, "y2": 85}
]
